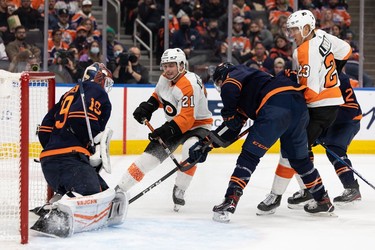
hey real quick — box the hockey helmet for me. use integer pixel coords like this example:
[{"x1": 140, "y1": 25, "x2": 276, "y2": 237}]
[
  {"x1": 286, "y1": 10, "x2": 316, "y2": 37},
  {"x1": 82, "y1": 62, "x2": 114, "y2": 92},
  {"x1": 160, "y1": 48, "x2": 187, "y2": 70},
  {"x1": 212, "y1": 62, "x2": 234, "y2": 92}
]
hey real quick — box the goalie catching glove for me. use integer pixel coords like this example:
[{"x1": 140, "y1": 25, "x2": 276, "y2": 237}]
[
  {"x1": 133, "y1": 96, "x2": 159, "y2": 124},
  {"x1": 89, "y1": 127, "x2": 113, "y2": 173}
]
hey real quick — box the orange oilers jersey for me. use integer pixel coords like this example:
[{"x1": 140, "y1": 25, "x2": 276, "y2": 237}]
[
  {"x1": 152, "y1": 72, "x2": 212, "y2": 134},
  {"x1": 293, "y1": 29, "x2": 352, "y2": 108}
]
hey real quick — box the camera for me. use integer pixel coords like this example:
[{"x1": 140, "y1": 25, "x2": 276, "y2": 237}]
[
  {"x1": 55, "y1": 49, "x2": 75, "y2": 66},
  {"x1": 119, "y1": 52, "x2": 137, "y2": 66},
  {"x1": 30, "y1": 64, "x2": 40, "y2": 71}
]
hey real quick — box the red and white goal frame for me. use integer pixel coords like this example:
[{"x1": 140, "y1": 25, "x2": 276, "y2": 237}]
[{"x1": 0, "y1": 71, "x2": 55, "y2": 244}]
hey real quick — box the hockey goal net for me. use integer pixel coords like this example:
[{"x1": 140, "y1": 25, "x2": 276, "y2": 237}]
[{"x1": 0, "y1": 70, "x2": 55, "y2": 244}]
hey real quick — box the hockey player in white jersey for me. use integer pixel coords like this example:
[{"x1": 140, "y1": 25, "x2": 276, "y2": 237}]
[
  {"x1": 117, "y1": 48, "x2": 212, "y2": 212},
  {"x1": 257, "y1": 9, "x2": 353, "y2": 215}
]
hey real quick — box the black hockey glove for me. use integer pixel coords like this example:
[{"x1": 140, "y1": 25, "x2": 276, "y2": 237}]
[
  {"x1": 188, "y1": 138, "x2": 212, "y2": 163},
  {"x1": 222, "y1": 111, "x2": 247, "y2": 131},
  {"x1": 148, "y1": 120, "x2": 182, "y2": 142},
  {"x1": 133, "y1": 96, "x2": 159, "y2": 124}
]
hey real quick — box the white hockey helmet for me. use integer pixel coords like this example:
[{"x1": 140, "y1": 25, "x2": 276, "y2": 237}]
[
  {"x1": 160, "y1": 48, "x2": 187, "y2": 70},
  {"x1": 287, "y1": 10, "x2": 316, "y2": 37}
]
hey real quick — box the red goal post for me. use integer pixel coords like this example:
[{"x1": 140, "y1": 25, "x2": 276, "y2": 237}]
[{"x1": 0, "y1": 71, "x2": 55, "y2": 244}]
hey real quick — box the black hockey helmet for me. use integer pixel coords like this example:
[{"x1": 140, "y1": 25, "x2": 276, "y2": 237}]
[{"x1": 212, "y1": 62, "x2": 234, "y2": 92}]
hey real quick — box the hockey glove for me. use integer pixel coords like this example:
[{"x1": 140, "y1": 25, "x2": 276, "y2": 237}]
[
  {"x1": 188, "y1": 138, "x2": 212, "y2": 163},
  {"x1": 148, "y1": 120, "x2": 182, "y2": 142},
  {"x1": 222, "y1": 111, "x2": 247, "y2": 131},
  {"x1": 133, "y1": 96, "x2": 159, "y2": 124}
]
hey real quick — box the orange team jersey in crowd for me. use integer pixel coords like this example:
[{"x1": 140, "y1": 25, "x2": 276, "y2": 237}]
[
  {"x1": 228, "y1": 36, "x2": 251, "y2": 54},
  {"x1": 269, "y1": 8, "x2": 293, "y2": 25},
  {"x1": 151, "y1": 71, "x2": 212, "y2": 133},
  {"x1": 265, "y1": 0, "x2": 294, "y2": 10},
  {"x1": 47, "y1": 38, "x2": 69, "y2": 61},
  {"x1": 322, "y1": 6, "x2": 352, "y2": 27},
  {"x1": 48, "y1": 29, "x2": 76, "y2": 45},
  {"x1": 293, "y1": 29, "x2": 352, "y2": 108}
]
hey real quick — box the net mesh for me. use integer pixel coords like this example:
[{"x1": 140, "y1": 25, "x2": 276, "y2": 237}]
[{"x1": 0, "y1": 71, "x2": 52, "y2": 242}]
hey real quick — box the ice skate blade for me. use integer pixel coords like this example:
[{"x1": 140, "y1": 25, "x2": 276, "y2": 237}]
[
  {"x1": 256, "y1": 208, "x2": 276, "y2": 216},
  {"x1": 307, "y1": 211, "x2": 338, "y2": 218},
  {"x1": 287, "y1": 199, "x2": 313, "y2": 210},
  {"x1": 173, "y1": 204, "x2": 181, "y2": 212},
  {"x1": 212, "y1": 211, "x2": 231, "y2": 223},
  {"x1": 334, "y1": 198, "x2": 361, "y2": 207}
]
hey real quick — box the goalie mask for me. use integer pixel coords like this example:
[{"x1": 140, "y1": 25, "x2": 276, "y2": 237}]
[
  {"x1": 82, "y1": 62, "x2": 114, "y2": 92},
  {"x1": 212, "y1": 62, "x2": 234, "y2": 92}
]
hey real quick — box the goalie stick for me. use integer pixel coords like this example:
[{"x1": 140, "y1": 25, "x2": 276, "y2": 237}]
[
  {"x1": 317, "y1": 139, "x2": 375, "y2": 190},
  {"x1": 144, "y1": 120, "x2": 202, "y2": 172},
  {"x1": 78, "y1": 79, "x2": 95, "y2": 153},
  {"x1": 129, "y1": 127, "x2": 251, "y2": 204}
]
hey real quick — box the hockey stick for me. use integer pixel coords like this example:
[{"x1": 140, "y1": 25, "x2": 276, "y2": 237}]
[
  {"x1": 129, "y1": 127, "x2": 251, "y2": 204},
  {"x1": 144, "y1": 120, "x2": 201, "y2": 172},
  {"x1": 78, "y1": 79, "x2": 95, "y2": 152},
  {"x1": 317, "y1": 139, "x2": 375, "y2": 190}
]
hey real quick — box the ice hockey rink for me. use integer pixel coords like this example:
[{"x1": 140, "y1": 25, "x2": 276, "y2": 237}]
[{"x1": 3, "y1": 153, "x2": 375, "y2": 250}]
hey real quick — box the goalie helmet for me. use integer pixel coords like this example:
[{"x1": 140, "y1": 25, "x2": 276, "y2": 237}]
[
  {"x1": 82, "y1": 62, "x2": 114, "y2": 92},
  {"x1": 160, "y1": 48, "x2": 187, "y2": 71},
  {"x1": 287, "y1": 10, "x2": 316, "y2": 38},
  {"x1": 212, "y1": 62, "x2": 234, "y2": 92}
]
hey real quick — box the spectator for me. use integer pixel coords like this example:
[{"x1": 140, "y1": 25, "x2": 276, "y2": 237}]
[
  {"x1": 234, "y1": 0, "x2": 252, "y2": 27},
  {"x1": 106, "y1": 26, "x2": 123, "y2": 70},
  {"x1": 201, "y1": 18, "x2": 225, "y2": 50},
  {"x1": 78, "y1": 40, "x2": 103, "y2": 66},
  {"x1": 319, "y1": 8, "x2": 335, "y2": 33},
  {"x1": 269, "y1": 34, "x2": 293, "y2": 63},
  {"x1": 49, "y1": 8, "x2": 76, "y2": 45},
  {"x1": 13, "y1": 0, "x2": 43, "y2": 30},
  {"x1": 72, "y1": 25, "x2": 89, "y2": 54},
  {"x1": 247, "y1": 19, "x2": 274, "y2": 51},
  {"x1": 8, "y1": 49, "x2": 38, "y2": 72},
  {"x1": 113, "y1": 46, "x2": 149, "y2": 84},
  {"x1": 213, "y1": 41, "x2": 240, "y2": 65},
  {"x1": 156, "y1": 9, "x2": 179, "y2": 64},
  {"x1": 47, "y1": 0, "x2": 59, "y2": 29},
  {"x1": 171, "y1": 0, "x2": 193, "y2": 18},
  {"x1": 171, "y1": 14, "x2": 203, "y2": 59},
  {"x1": 0, "y1": 0, "x2": 14, "y2": 44},
  {"x1": 268, "y1": 0, "x2": 293, "y2": 28},
  {"x1": 330, "y1": 24, "x2": 343, "y2": 38},
  {"x1": 322, "y1": 0, "x2": 351, "y2": 29},
  {"x1": 245, "y1": 41, "x2": 274, "y2": 73},
  {"x1": 254, "y1": 18, "x2": 275, "y2": 50},
  {"x1": 71, "y1": 0, "x2": 97, "y2": 30},
  {"x1": 108, "y1": 43, "x2": 125, "y2": 73},
  {"x1": 271, "y1": 15, "x2": 294, "y2": 45},
  {"x1": 226, "y1": 16, "x2": 252, "y2": 63},
  {"x1": 79, "y1": 17, "x2": 101, "y2": 43},
  {"x1": 271, "y1": 57, "x2": 286, "y2": 75},
  {"x1": 190, "y1": 7, "x2": 207, "y2": 36},
  {"x1": 266, "y1": 0, "x2": 294, "y2": 10},
  {"x1": 122, "y1": 0, "x2": 138, "y2": 35},
  {"x1": 202, "y1": 0, "x2": 227, "y2": 20},
  {"x1": 299, "y1": 0, "x2": 321, "y2": 23},
  {"x1": 138, "y1": 0, "x2": 162, "y2": 51},
  {"x1": 49, "y1": 46, "x2": 81, "y2": 83},
  {"x1": 5, "y1": 25, "x2": 41, "y2": 62},
  {"x1": 48, "y1": 29, "x2": 69, "y2": 63}
]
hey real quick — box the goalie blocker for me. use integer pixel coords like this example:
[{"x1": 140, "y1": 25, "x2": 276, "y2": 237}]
[{"x1": 31, "y1": 188, "x2": 129, "y2": 238}]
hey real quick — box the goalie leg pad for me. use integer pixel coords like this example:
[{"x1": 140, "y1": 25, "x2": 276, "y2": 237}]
[{"x1": 107, "y1": 190, "x2": 129, "y2": 226}]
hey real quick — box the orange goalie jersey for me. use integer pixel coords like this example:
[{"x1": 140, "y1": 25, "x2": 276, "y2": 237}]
[{"x1": 293, "y1": 29, "x2": 352, "y2": 108}]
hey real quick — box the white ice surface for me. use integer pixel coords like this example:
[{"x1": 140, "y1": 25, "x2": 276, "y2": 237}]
[{"x1": 2, "y1": 153, "x2": 375, "y2": 250}]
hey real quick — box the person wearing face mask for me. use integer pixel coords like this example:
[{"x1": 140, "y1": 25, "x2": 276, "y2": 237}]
[
  {"x1": 171, "y1": 15, "x2": 203, "y2": 59},
  {"x1": 112, "y1": 46, "x2": 149, "y2": 84},
  {"x1": 78, "y1": 40, "x2": 103, "y2": 69},
  {"x1": 73, "y1": 25, "x2": 89, "y2": 54}
]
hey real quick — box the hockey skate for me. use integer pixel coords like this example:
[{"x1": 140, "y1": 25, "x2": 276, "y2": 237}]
[
  {"x1": 333, "y1": 180, "x2": 361, "y2": 205},
  {"x1": 304, "y1": 191, "x2": 336, "y2": 216},
  {"x1": 212, "y1": 189, "x2": 243, "y2": 223},
  {"x1": 287, "y1": 189, "x2": 314, "y2": 209},
  {"x1": 256, "y1": 193, "x2": 282, "y2": 216},
  {"x1": 107, "y1": 190, "x2": 129, "y2": 226},
  {"x1": 172, "y1": 185, "x2": 185, "y2": 212}
]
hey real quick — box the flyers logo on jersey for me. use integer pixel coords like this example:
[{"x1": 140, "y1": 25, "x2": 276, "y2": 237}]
[{"x1": 161, "y1": 98, "x2": 177, "y2": 117}]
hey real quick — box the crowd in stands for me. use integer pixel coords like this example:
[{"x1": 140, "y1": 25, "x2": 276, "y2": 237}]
[{"x1": 0, "y1": 0, "x2": 372, "y2": 86}]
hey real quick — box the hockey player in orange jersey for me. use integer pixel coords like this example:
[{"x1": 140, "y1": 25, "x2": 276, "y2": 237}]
[
  {"x1": 257, "y1": 9, "x2": 354, "y2": 215},
  {"x1": 116, "y1": 48, "x2": 213, "y2": 212}
]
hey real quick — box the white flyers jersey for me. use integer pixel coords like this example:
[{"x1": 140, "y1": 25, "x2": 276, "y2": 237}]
[
  {"x1": 152, "y1": 71, "x2": 213, "y2": 133},
  {"x1": 293, "y1": 29, "x2": 352, "y2": 108}
]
